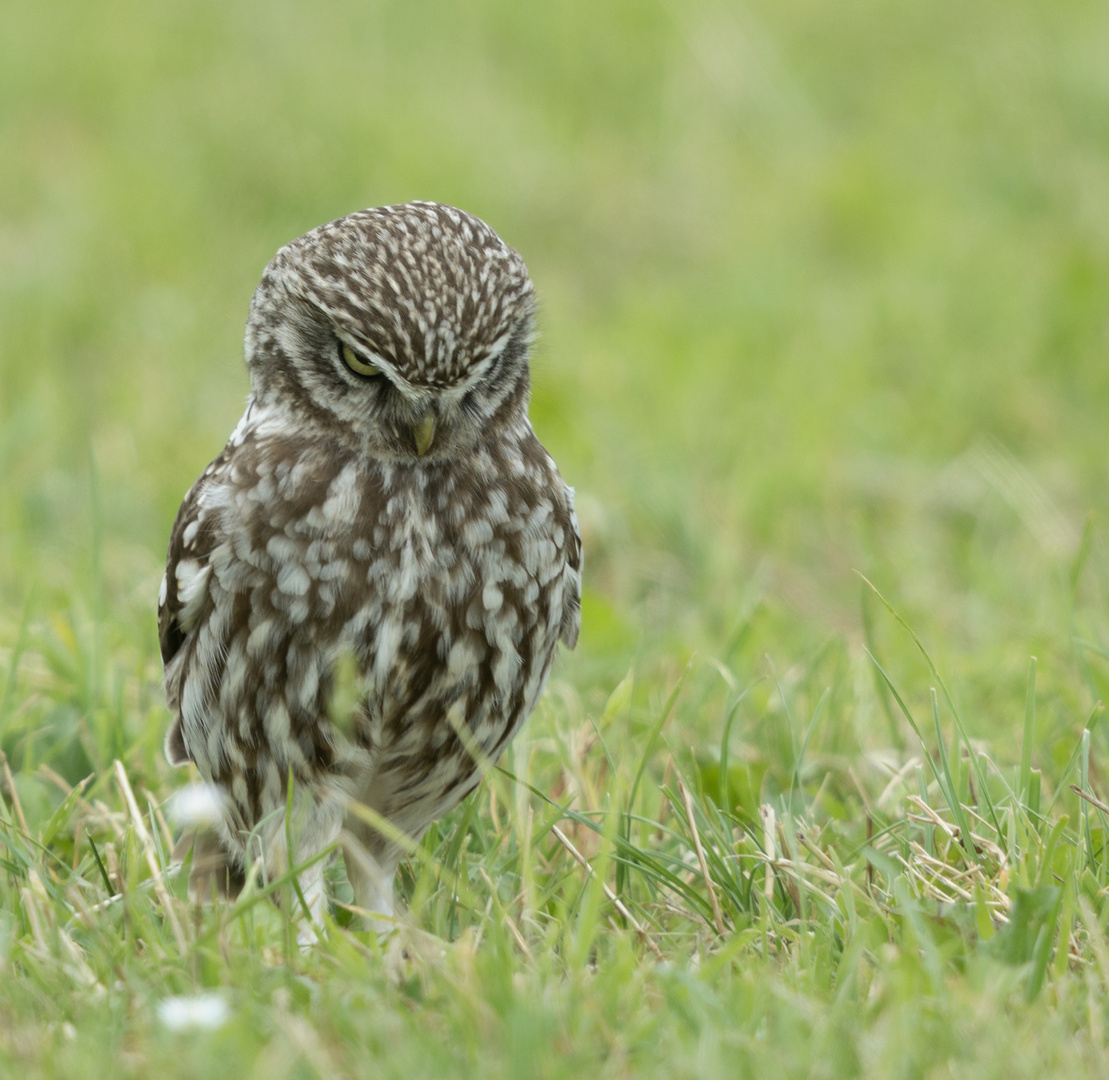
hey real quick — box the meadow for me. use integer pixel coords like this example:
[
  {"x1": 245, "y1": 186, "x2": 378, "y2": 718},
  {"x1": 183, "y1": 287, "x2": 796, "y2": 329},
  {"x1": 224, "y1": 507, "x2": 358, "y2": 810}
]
[{"x1": 3, "y1": 0, "x2": 1109, "y2": 1075}]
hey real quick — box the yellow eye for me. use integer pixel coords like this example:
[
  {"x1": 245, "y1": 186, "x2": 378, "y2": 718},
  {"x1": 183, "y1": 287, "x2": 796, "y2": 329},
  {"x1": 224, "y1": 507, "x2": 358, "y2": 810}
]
[{"x1": 340, "y1": 343, "x2": 382, "y2": 378}]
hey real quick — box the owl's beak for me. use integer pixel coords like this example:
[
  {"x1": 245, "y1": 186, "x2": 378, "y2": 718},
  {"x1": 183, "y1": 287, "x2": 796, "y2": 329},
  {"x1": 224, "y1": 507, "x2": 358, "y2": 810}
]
[{"x1": 413, "y1": 413, "x2": 436, "y2": 456}]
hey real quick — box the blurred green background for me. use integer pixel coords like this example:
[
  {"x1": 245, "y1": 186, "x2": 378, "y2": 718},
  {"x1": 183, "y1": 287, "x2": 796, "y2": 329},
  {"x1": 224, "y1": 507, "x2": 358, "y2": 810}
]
[
  {"x1": 5, "y1": 3, "x2": 1109, "y2": 1074},
  {"x1": 2, "y1": 0, "x2": 1109, "y2": 771}
]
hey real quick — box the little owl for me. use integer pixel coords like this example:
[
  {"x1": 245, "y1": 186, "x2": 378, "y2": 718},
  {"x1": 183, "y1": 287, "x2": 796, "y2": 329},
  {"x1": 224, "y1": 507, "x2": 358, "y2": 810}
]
[{"x1": 159, "y1": 202, "x2": 581, "y2": 934}]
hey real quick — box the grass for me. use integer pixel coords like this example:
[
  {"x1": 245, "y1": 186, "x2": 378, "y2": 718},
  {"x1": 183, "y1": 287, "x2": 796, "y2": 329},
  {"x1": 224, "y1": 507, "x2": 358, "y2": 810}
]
[{"x1": 3, "y1": 0, "x2": 1109, "y2": 1075}]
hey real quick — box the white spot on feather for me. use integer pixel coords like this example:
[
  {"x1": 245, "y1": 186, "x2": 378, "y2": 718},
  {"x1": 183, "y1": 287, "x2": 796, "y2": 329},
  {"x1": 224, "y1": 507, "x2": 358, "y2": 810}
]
[
  {"x1": 247, "y1": 619, "x2": 276, "y2": 657},
  {"x1": 463, "y1": 518, "x2": 494, "y2": 546},
  {"x1": 447, "y1": 638, "x2": 481, "y2": 679},
  {"x1": 320, "y1": 462, "x2": 362, "y2": 525},
  {"x1": 175, "y1": 559, "x2": 211, "y2": 633},
  {"x1": 265, "y1": 698, "x2": 291, "y2": 745},
  {"x1": 373, "y1": 617, "x2": 403, "y2": 683},
  {"x1": 266, "y1": 534, "x2": 297, "y2": 562},
  {"x1": 296, "y1": 664, "x2": 319, "y2": 710},
  {"x1": 277, "y1": 562, "x2": 311, "y2": 597}
]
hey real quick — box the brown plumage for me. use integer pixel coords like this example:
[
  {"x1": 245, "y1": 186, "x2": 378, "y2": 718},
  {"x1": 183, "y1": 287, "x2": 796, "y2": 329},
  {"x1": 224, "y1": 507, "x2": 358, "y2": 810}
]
[{"x1": 159, "y1": 202, "x2": 581, "y2": 934}]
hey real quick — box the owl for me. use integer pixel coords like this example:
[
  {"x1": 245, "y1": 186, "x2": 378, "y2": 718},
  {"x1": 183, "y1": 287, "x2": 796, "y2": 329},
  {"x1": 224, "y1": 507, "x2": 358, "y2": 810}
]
[{"x1": 158, "y1": 202, "x2": 581, "y2": 935}]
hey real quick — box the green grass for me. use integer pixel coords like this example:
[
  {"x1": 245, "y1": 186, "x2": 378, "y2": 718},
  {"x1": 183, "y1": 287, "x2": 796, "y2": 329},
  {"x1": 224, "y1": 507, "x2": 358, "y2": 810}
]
[{"x1": 4, "y1": 0, "x2": 1109, "y2": 1075}]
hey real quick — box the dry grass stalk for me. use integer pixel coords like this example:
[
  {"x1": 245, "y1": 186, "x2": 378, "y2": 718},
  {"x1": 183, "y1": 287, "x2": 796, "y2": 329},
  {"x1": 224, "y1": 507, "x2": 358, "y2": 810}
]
[
  {"x1": 549, "y1": 823, "x2": 664, "y2": 958},
  {"x1": 760, "y1": 804, "x2": 777, "y2": 904},
  {"x1": 477, "y1": 866, "x2": 534, "y2": 961},
  {"x1": 1, "y1": 750, "x2": 30, "y2": 834},
  {"x1": 679, "y1": 778, "x2": 726, "y2": 935},
  {"x1": 113, "y1": 760, "x2": 187, "y2": 952},
  {"x1": 1071, "y1": 785, "x2": 1109, "y2": 816}
]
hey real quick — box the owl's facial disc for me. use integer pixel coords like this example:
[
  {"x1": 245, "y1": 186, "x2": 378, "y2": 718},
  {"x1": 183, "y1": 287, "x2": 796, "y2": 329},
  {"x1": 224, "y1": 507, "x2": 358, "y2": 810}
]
[
  {"x1": 314, "y1": 336, "x2": 450, "y2": 460},
  {"x1": 333, "y1": 337, "x2": 439, "y2": 456}
]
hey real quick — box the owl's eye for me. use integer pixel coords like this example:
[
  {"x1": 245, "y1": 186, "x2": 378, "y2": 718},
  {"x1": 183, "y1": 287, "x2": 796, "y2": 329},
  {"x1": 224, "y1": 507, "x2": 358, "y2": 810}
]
[{"x1": 339, "y1": 343, "x2": 382, "y2": 379}]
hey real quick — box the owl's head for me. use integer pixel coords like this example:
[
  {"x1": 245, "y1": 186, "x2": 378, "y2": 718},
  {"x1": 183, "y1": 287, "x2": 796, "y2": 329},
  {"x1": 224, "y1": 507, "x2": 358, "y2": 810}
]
[{"x1": 244, "y1": 202, "x2": 537, "y2": 460}]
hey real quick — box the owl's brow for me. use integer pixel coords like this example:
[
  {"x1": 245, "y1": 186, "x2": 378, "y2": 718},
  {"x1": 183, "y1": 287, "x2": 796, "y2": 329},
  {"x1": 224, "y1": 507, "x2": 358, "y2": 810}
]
[
  {"x1": 451, "y1": 316, "x2": 532, "y2": 389},
  {"x1": 289, "y1": 295, "x2": 395, "y2": 383}
]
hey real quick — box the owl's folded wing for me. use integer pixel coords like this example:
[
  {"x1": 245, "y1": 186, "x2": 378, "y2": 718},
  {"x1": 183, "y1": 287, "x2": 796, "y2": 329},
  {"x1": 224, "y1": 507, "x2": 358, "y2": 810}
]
[
  {"x1": 159, "y1": 457, "x2": 229, "y2": 766},
  {"x1": 559, "y1": 493, "x2": 583, "y2": 651}
]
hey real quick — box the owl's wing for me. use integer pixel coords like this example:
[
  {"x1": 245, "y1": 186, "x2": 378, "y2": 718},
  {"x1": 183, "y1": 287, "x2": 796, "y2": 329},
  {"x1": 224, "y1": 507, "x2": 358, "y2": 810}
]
[
  {"x1": 159, "y1": 449, "x2": 232, "y2": 767},
  {"x1": 559, "y1": 490, "x2": 583, "y2": 650}
]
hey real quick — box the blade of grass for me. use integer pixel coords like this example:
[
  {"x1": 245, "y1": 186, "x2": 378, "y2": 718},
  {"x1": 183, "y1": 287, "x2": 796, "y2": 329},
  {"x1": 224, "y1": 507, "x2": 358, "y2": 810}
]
[
  {"x1": 789, "y1": 687, "x2": 830, "y2": 810},
  {"x1": 718, "y1": 678, "x2": 761, "y2": 814},
  {"x1": 929, "y1": 690, "x2": 977, "y2": 863},
  {"x1": 114, "y1": 760, "x2": 186, "y2": 951},
  {"x1": 284, "y1": 766, "x2": 315, "y2": 930},
  {"x1": 859, "y1": 575, "x2": 1001, "y2": 836},
  {"x1": 1020, "y1": 657, "x2": 1037, "y2": 806},
  {"x1": 87, "y1": 836, "x2": 113, "y2": 897},
  {"x1": 1048, "y1": 702, "x2": 1105, "y2": 812},
  {"x1": 628, "y1": 661, "x2": 691, "y2": 816}
]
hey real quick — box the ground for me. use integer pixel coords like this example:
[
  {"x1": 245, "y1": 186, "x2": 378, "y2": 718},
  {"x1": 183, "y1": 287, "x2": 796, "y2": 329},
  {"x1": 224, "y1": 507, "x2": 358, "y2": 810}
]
[{"x1": 3, "y1": 0, "x2": 1109, "y2": 1076}]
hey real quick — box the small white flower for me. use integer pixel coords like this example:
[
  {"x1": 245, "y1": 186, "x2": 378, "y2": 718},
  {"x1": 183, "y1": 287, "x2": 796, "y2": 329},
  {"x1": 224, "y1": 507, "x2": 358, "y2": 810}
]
[
  {"x1": 166, "y1": 784, "x2": 225, "y2": 828},
  {"x1": 156, "y1": 993, "x2": 230, "y2": 1032}
]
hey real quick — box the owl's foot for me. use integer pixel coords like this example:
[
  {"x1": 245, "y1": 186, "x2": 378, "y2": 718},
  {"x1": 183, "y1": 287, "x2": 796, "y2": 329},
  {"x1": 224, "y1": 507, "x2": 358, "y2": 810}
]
[
  {"x1": 353, "y1": 879, "x2": 398, "y2": 938},
  {"x1": 341, "y1": 832, "x2": 398, "y2": 937},
  {"x1": 295, "y1": 909, "x2": 324, "y2": 950},
  {"x1": 362, "y1": 898, "x2": 398, "y2": 939},
  {"x1": 291, "y1": 865, "x2": 330, "y2": 949}
]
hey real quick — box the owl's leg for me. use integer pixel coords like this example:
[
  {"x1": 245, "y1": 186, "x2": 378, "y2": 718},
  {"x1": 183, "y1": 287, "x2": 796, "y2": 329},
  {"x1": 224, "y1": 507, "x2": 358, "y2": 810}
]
[
  {"x1": 292, "y1": 865, "x2": 328, "y2": 949},
  {"x1": 341, "y1": 825, "x2": 400, "y2": 936},
  {"x1": 257, "y1": 784, "x2": 345, "y2": 946},
  {"x1": 339, "y1": 761, "x2": 409, "y2": 934}
]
